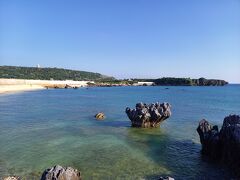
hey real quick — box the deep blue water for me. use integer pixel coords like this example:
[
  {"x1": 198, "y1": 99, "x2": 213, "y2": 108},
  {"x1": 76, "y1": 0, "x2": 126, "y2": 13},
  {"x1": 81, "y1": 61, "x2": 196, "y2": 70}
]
[{"x1": 0, "y1": 85, "x2": 239, "y2": 179}]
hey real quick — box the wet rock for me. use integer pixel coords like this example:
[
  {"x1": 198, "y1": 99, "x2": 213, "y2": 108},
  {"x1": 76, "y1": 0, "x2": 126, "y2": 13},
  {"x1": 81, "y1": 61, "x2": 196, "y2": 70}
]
[
  {"x1": 3, "y1": 177, "x2": 20, "y2": 180},
  {"x1": 125, "y1": 102, "x2": 171, "y2": 128},
  {"x1": 197, "y1": 115, "x2": 240, "y2": 174},
  {"x1": 197, "y1": 119, "x2": 220, "y2": 159},
  {"x1": 41, "y1": 165, "x2": 81, "y2": 180},
  {"x1": 95, "y1": 112, "x2": 105, "y2": 120}
]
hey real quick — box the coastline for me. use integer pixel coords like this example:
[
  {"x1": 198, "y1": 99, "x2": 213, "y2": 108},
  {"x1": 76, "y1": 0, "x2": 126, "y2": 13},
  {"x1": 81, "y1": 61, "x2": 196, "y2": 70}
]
[{"x1": 0, "y1": 78, "x2": 232, "y2": 95}]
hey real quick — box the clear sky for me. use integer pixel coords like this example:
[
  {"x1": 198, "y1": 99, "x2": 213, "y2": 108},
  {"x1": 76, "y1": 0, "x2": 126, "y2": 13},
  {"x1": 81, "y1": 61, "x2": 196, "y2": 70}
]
[{"x1": 0, "y1": 0, "x2": 239, "y2": 83}]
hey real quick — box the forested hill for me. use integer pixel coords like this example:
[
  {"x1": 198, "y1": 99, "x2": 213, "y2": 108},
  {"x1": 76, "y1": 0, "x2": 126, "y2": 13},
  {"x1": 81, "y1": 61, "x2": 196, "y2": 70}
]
[{"x1": 0, "y1": 66, "x2": 115, "y2": 81}]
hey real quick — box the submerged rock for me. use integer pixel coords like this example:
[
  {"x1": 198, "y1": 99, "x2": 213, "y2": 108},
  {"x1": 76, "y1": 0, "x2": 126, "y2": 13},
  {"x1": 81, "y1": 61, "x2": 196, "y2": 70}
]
[
  {"x1": 95, "y1": 112, "x2": 105, "y2": 120},
  {"x1": 125, "y1": 102, "x2": 171, "y2": 128},
  {"x1": 158, "y1": 176, "x2": 175, "y2": 180},
  {"x1": 197, "y1": 115, "x2": 240, "y2": 174},
  {"x1": 3, "y1": 177, "x2": 20, "y2": 180},
  {"x1": 41, "y1": 165, "x2": 81, "y2": 180}
]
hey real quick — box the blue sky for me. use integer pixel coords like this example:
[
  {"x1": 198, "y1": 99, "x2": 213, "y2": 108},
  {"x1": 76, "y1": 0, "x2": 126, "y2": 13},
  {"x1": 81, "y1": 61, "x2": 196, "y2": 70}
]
[{"x1": 0, "y1": 0, "x2": 239, "y2": 82}]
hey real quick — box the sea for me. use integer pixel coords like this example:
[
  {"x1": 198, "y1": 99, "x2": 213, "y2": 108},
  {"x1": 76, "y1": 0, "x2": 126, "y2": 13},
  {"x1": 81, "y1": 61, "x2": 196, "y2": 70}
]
[{"x1": 0, "y1": 85, "x2": 239, "y2": 179}]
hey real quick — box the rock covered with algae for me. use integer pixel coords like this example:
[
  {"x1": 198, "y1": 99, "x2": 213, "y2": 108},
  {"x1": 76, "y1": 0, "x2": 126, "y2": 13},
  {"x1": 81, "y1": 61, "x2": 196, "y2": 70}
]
[
  {"x1": 41, "y1": 165, "x2": 81, "y2": 180},
  {"x1": 125, "y1": 102, "x2": 171, "y2": 128}
]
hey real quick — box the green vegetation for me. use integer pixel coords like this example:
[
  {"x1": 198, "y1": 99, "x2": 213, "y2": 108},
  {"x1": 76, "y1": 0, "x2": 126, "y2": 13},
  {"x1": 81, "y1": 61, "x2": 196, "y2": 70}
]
[{"x1": 0, "y1": 66, "x2": 115, "y2": 81}]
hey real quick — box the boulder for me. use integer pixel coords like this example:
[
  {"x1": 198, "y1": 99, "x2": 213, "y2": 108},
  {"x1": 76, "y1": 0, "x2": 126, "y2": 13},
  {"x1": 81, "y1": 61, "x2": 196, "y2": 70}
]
[
  {"x1": 125, "y1": 102, "x2": 171, "y2": 128},
  {"x1": 41, "y1": 165, "x2": 81, "y2": 180},
  {"x1": 197, "y1": 115, "x2": 240, "y2": 174},
  {"x1": 95, "y1": 112, "x2": 105, "y2": 120}
]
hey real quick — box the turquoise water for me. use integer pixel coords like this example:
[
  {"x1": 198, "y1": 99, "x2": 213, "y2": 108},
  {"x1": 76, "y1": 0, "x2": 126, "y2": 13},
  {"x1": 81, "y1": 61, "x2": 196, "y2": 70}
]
[{"x1": 0, "y1": 85, "x2": 240, "y2": 179}]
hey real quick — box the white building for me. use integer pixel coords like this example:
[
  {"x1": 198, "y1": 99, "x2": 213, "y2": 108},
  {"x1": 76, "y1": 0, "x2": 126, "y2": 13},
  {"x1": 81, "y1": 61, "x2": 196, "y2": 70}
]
[{"x1": 135, "y1": 82, "x2": 154, "y2": 86}]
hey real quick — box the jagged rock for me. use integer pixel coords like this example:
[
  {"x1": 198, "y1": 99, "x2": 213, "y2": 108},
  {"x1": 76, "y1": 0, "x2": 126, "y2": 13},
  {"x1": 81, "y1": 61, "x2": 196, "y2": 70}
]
[
  {"x1": 95, "y1": 112, "x2": 105, "y2": 120},
  {"x1": 125, "y1": 102, "x2": 171, "y2": 128},
  {"x1": 197, "y1": 115, "x2": 240, "y2": 174},
  {"x1": 41, "y1": 165, "x2": 81, "y2": 180},
  {"x1": 3, "y1": 177, "x2": 20, "y2": 180}
]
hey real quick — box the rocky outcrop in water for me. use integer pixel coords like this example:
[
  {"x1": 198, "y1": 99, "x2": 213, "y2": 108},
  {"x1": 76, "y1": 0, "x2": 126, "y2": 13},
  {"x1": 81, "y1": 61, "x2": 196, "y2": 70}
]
[
  {"x1": 41, "y1": 165, "x2": 81, "y2": 180},
  {"x1": 125, "y1": 102, "x2": 171, "y2": 128},
  {"x1": 197, "y1": 115, "x2": 240, "y2": 174}
]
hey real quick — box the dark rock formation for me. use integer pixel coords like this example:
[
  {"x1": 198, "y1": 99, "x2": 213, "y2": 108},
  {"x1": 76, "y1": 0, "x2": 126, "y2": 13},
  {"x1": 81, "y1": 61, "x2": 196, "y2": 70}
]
[
  {"x1": 95, "y1": 112, "x2": 105, "y2": 120},
  {"x1": 197, "y1": 115, "x2": 240, "y2": 174},
  {"x1": 41, "y1": 165, "x2": 81, "y2": 180},
  {"x1": 125, "y1": 102, "x2": 171, "y2": 128}
]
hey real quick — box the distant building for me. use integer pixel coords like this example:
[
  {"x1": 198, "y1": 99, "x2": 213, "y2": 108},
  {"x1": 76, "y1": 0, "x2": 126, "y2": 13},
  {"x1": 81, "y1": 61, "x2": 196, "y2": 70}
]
[{"x1": 37, "y1": 64, "x2": 41, "y2": 68}]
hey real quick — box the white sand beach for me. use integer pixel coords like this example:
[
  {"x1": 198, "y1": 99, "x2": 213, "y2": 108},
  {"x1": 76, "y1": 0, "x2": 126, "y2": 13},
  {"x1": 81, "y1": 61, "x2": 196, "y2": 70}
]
[
  {"x1": 0, "y1": 85, "x2": 45, "y2": 94},
  {"x1": 0, "y1": 78, "x2": 93, "y2": 94}
]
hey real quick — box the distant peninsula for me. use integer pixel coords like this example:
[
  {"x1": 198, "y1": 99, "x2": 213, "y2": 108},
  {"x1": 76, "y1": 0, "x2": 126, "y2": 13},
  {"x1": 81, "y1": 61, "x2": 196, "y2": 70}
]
[{"x1": 139, "y1": 77, "x2": 228, "y2": 86}]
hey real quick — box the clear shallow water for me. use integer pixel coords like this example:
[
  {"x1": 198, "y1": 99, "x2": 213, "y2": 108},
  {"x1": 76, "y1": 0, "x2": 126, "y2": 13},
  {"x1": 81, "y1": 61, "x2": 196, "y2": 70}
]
[{"x1": 0, "y1": 85, "x2": 239, "y2": 179}]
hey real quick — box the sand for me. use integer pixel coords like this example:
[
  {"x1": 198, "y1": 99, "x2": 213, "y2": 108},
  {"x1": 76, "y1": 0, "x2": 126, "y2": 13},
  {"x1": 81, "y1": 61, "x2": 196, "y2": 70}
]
[
  {"x1": 0, "y1": 85, "x2": 45, "y2": 94},
  {"x1": 0, "y1": 78, "x2": 95, "y2": 94}
]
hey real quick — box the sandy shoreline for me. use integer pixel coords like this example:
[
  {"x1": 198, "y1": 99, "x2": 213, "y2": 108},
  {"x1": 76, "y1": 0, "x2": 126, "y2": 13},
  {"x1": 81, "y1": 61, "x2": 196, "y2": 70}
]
[
  {"x1": 0, "y1": 85, "x2": 45, "y2": 94},
  {"x1": 0, "y1": 78, "x2": 93, "y2": 94}
]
